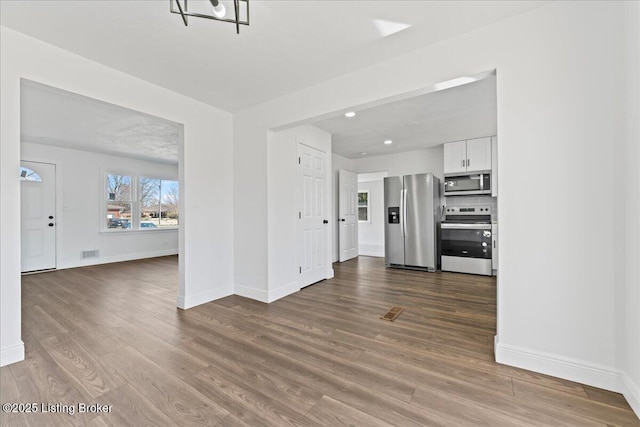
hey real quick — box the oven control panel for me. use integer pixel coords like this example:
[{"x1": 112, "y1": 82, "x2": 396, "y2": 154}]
[{"x1": 445, "y1": 205, "x2": 492, "y2": 215}]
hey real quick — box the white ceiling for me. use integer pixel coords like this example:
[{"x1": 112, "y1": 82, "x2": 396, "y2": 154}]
[
  {"x1": 1, "y1": 1, "x2": 546, "y2": 113},
  {"x1": 21, "y1": 80, "x2": 181, "y2": 164},
  {"x1": 314, "y1": 74, "x2": 496, "y2": 159}
]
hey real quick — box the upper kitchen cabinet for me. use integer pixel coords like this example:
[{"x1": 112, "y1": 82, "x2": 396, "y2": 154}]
[
  {"x1": 443, "y1": 137, "x2": 492, "y2": 174},
  {"x1": 443, "y1": 140, "x2": 468, "y2": 174}
]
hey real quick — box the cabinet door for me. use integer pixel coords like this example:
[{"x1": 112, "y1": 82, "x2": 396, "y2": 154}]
[
  {"x1": 466, "y1": 137, "x2": 492, "y2": 172},
  {"x1": 443, "y1": 140, "x2": 467, "y2": 174}
]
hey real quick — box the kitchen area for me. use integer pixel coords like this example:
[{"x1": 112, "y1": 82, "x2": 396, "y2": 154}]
[
  {"x1": 316, "y1": 70, "x2": 498, "y2": 279},
  {"x1": 383, "y1": 135, "x2": 498, "y2": 277}
]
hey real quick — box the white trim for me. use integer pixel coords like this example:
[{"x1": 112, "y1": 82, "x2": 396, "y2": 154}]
[
  {"x1": 496, "y1": 342, "x2": 623, "y2": 394},
  {"x1": 267, "y1": 281, "x2": 300, "y2": 303},
  {"x1": 326, "y1": 268, "x2": 335, "y2": 279},
  {"x1": 234, "y1": 285, "x2": 269, "y2": 303},
  {"x1": 622, "y1": 373, "x2": 640, "y2": 418},
  {"x1": 178, "y1": 285, "x2": 233, "y2": 310},
  {"x1": 56, "y1": 248, "x2": 178, "y2": 270},
  {"x1": 495, "y1": 341, "x2": 640, "y2": 419},
  {"x1": 0, "y1": 341, "x2": 25, "y2": 367},
  {"x1": 358, "y1": 244, "x2": 385, "y2": 257}
]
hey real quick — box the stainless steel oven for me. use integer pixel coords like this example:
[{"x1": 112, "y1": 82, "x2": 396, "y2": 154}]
[
  {"x1": 444, "y1": 172, "x2": 491, "y2": 196},
  {"x1": 441, "y1": 206, "x2": 492, "y2": 276}
]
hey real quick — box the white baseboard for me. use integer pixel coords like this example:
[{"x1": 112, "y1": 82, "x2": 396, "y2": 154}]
[
  {"x1": 57, "y1": 248, "x2": 179, "y2": 270},
  {"x1": 495, "y1": 342, "x2": 623, "y2": 393},
  {"x1": 495, "y1": 341, "x2": 640, "y2": 419},
  {"x1": 326, "y1": 268, "x2": 335, "y2": 279},
  {"x1": 177, "y1": 285, "x2": 233, "y2": 310},
  {"x1": 358, "y1": 244, "x2": 384, "y2": 258},
  {"x1": 268, "y1": 281, "x2": 300, "y2": 303},
  {"x1": 622, "y1": 372, "x2": 640, "y2": 418},
  {"x1": 0, "y1": 341, "x2": 25, "y2": 367},
  {"x1": 234, "y1": 285, "x2": 269, "y2": 303}
]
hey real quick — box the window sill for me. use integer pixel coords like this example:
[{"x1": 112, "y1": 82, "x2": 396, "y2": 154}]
[{"x1": 100, "y1": 227, "x2": 179, "y2": 235}]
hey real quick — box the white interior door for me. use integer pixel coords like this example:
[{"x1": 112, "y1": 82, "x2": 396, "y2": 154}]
[
  {"x1": 298, "y1": 144, "x2": 328, "y2": 287},
  {"x1": 339, "y1": 169, "x2": 358, "y2": 262},
  {"x1": 20, "y1": 161, "x2": 56, "y2": 273}
]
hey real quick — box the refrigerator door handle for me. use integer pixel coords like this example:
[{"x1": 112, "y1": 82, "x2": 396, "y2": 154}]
[{"x1": 402, "y1": 188, "x2": 407, "y2": 237}]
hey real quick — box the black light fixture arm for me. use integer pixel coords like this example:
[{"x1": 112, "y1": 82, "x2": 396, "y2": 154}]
[{"x1": 170, "y1": 0, "x2": 249, "y2": 34}]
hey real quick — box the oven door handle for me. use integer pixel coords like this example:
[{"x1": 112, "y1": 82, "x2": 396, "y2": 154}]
[{"x1": 441, "y1": 223, "x2": 492, "y2": 230}]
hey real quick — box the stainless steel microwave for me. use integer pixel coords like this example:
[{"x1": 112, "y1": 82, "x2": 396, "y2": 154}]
[{"x1": 444, "y1": 172, "x2": 491, "y2": 196}]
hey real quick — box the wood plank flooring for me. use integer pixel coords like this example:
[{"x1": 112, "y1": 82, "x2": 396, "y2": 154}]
[{"x1": 1, "y1": 255, "x2": 638, "y2": 426}]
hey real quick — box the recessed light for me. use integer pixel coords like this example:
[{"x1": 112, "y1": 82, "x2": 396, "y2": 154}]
[
  {"x1": 360, "y1": 152, "x2": 367, "y2": 156},
  {"x1": 345, "y1": 111, "x2": 356, "y2": 118},
  {"x1": 384, "y1": 140, "x2": 393, "y2": 145}
]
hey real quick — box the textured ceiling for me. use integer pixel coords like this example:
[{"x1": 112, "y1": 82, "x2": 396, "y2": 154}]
[
  {"x1": 314, "y1": 74, "x2": 496, "y2": 159},
  {"x1": 1, "y1": 1, "x2": 546, "y2": 112},
  {"x1": 21, "y1": 80, "x2": 181, "y2": 164}
]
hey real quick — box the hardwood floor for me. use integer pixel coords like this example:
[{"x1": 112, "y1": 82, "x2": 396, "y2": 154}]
[{"x1": 1, "y1": 256, "x2": 638, "y2": 426}]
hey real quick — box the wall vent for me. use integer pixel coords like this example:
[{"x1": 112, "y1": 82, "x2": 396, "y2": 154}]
[{"x1": 82, "y1": 250, "x2": 99, "y2": 259}]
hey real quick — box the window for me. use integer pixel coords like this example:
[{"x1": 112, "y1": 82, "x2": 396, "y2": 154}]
[
  {"x1": 105, "y1": 173, "x2": 179, "y2": 231},
  {"x1": 140, "y1": 177, "x2": 179, "y2": 228},
  {"x1": 19, "y1": 166, "x2": 42, "y2": 182},
  {"x1": 358, "y1": 190, "x2": 370, "y2": 222},
  {"x1": 106, "y1": 174, "x2": 132, "y2": 229}
]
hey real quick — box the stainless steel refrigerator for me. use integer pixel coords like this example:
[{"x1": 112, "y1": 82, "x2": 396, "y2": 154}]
[{"x1": 384, "y1": 173, "x2": 441, "y2": 271}]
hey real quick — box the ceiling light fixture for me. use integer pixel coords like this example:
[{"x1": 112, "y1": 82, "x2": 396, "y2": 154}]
[
  {"x1": 345, "y1": 112, "x2": 356, "y2": 118},
  {"x1": 361, "y1": 152, "x2": 367, "y2": 156},
  {"x1": 171, "y1": 0, "x2": 249, "y2": 34},
  {"x1": 384, "y1": 140, "x2": 393, "y2": 145}
]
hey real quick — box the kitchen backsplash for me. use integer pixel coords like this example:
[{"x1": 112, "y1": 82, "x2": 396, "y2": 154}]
[{"x1": 444, "y1": 196, "x2": 498, "y2": 222}]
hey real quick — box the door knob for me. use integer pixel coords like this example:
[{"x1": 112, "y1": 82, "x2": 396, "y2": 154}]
[
  {"x1": 340, "y1": 218, "x2": 346, "y2": 222},
  {"x1": 48, "y1": 215, "x2": 54, "y2": 219},
  {"x1": 323, "y1": 219, "x2": 329, "y2": 224},
  {"x1": 48, "y1": 223, "x2": 54, "y2": 227}
]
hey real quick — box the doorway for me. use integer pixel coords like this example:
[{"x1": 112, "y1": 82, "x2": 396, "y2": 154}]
[
  {"x1": 20, "y1": 161, "x2": 57, "y2": 273},
  {"x1": 338, "y1": 169, "x2": 358, "y2": 262},
  {"x1": 297, "y1": 143, "x2": 330, "y2": 287}
]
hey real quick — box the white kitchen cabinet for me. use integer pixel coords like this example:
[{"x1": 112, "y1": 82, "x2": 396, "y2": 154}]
[
  {"x1": 492, "y1": 223, "x2": 498, "y2": 274},
  {"x1": 443, "y1": 137, "x2": 492, "y2": 174},
  {"x1": 466, "y1": 137, "x2": 492, "y2": 172},
  {"x1": 443, "y1": 140, "x2": 467, "y2": 174}
]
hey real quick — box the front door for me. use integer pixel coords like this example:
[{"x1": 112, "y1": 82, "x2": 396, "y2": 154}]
[
  {"x1": 297, "y1": 144, "x2": 328, "y2": 287},
  {"x1": 339, "y1": 169, "x2": 358, "y2": 262},
  {"x1": 20, "y1": 161, "x2": 56, "y2": 272}
]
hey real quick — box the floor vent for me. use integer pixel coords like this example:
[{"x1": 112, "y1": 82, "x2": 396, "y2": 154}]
[
  {"x1": 82, "y1": 250, "x2": 99, "y2": 259},
  {"x1": 381, "y1": 306, "x2": 404, "y2": 322}
]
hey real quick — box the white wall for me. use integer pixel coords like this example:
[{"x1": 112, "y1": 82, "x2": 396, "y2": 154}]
[
  {"x1": 21, "y1": 142, "x2": 179, "y2": 269},
  {"x1": 232, "y1": 1, "x2": 639, "y2": 412},
  {"x1": 352, "y1": 146, "x2": 444, "y2": 259},
  {"x1": 1, "y1": 26, "x2": 234, "y2": 366},
  {"x1": 249, "y1": 124, "x2": 333, "y2": 303},
  {"x1": 354, "y1": 146, "x2": 444, "y2": 180},
  {"x1": 357, "y1": 178, "x2": 384, "y2": 257},
  {"x1": 331, "y1": 153, "x2": 355, "y2": 262},
  {"x1": 620, "y1": 1, "x2": 640, "y2": 415}
]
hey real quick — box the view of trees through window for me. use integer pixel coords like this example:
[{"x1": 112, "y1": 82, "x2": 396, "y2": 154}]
[
  {"x1": 107, "y1": 175, "x2": 132, "y2": 229},
  {"x1": 358, "y1": 190, "x2": 369, "y2": 222},
  {"x1": 106, "y1": 173, "x2": 179, "y2": 230},
  {"x1": 140, "y1": 177, "x2": 179, "y2": 228}
]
